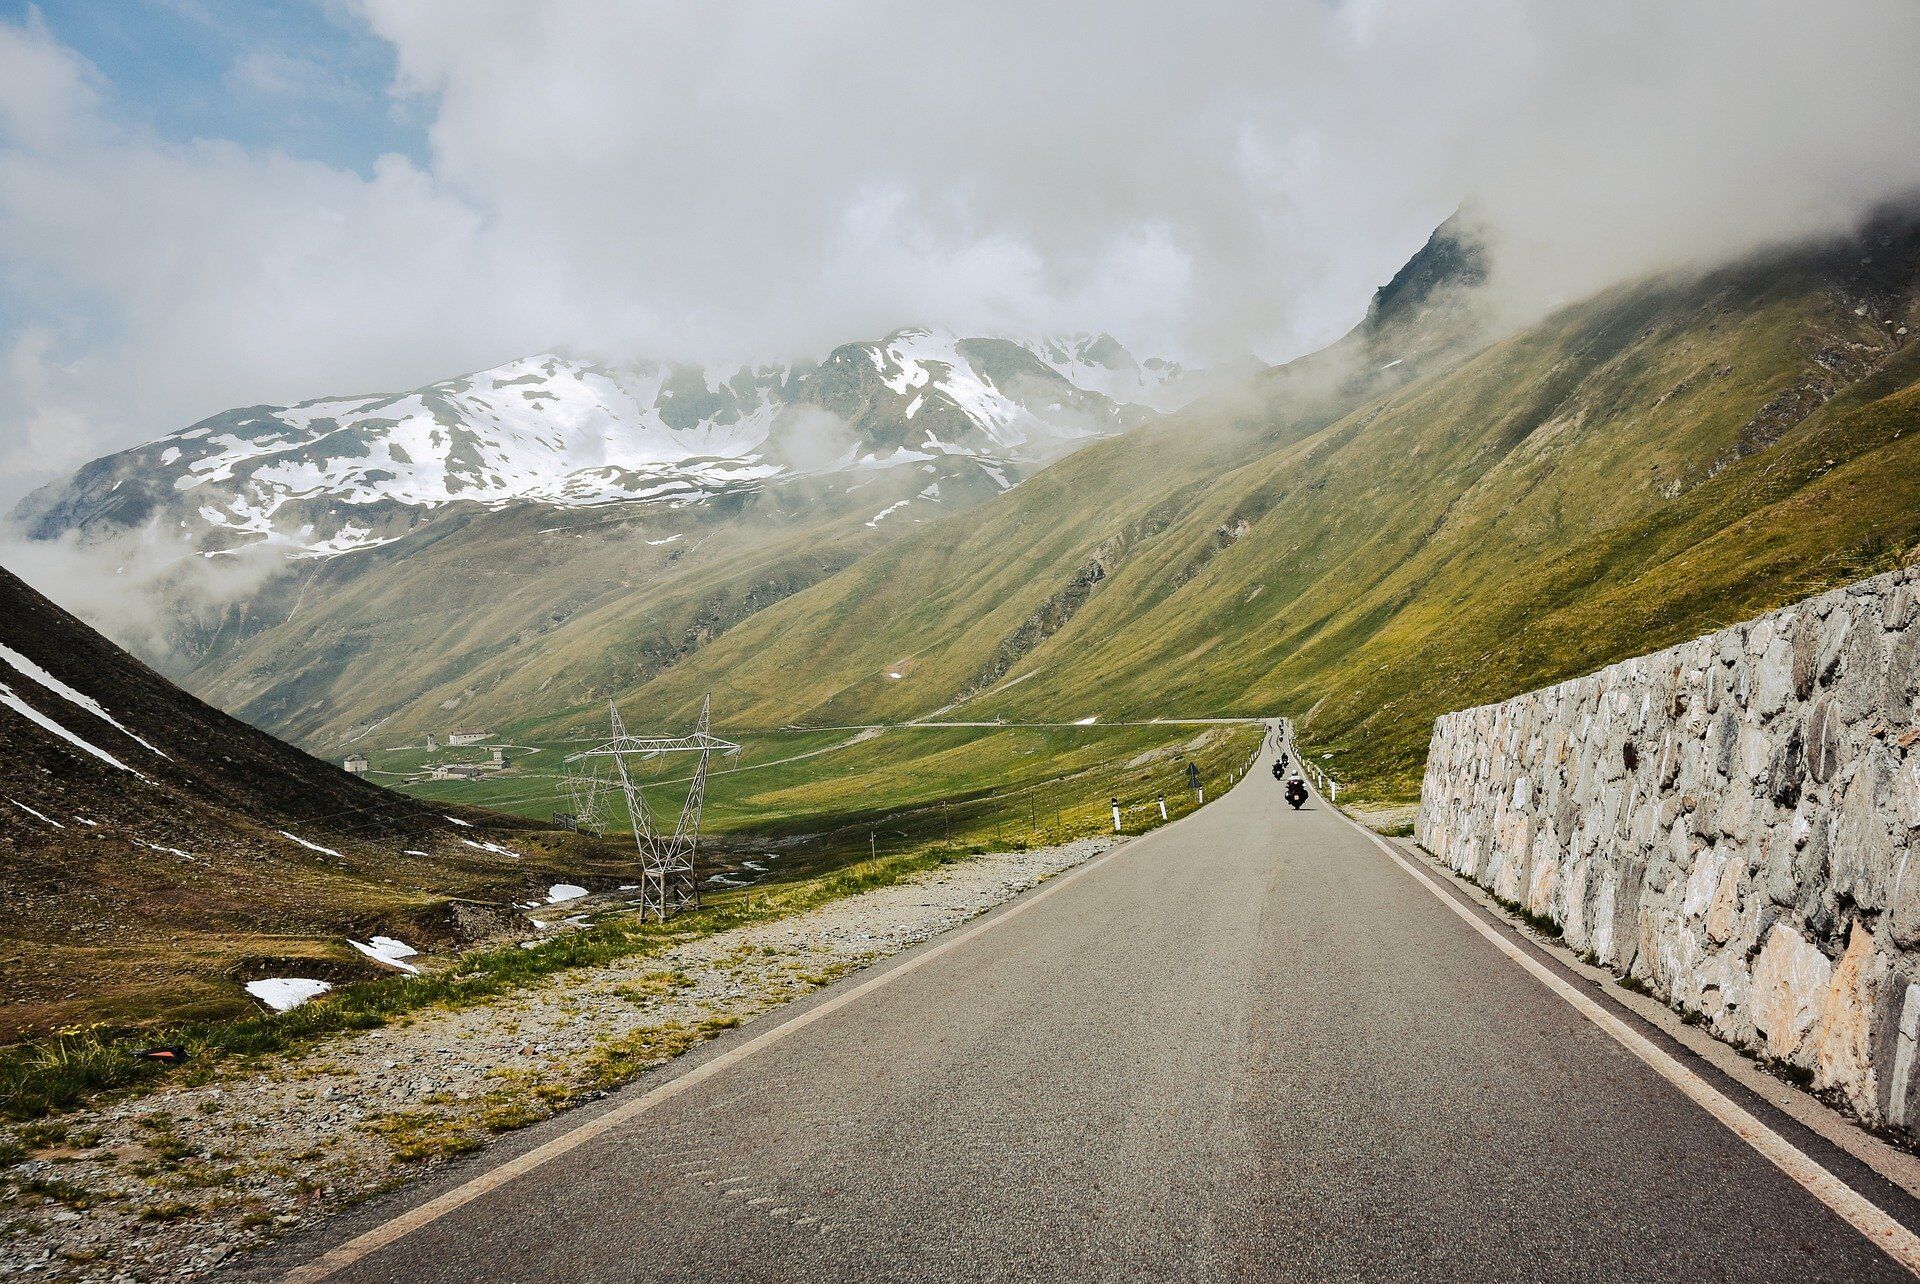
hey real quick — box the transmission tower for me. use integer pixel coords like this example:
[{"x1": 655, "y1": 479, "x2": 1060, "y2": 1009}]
[
  {"x1": 564, "y1": 695, "x2": 740, "y2": 921},
  {"x1": 560, "y1": 755, "x2": 614, "y2": 836}
]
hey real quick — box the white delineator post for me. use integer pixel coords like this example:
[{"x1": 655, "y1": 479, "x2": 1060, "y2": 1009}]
[
  {"x1": 1158, "y1": 793, "x2": 1168, "y2": 821},
  {"x1": 1111, "y1": 797, "x2": 1122, "y2": 832}
]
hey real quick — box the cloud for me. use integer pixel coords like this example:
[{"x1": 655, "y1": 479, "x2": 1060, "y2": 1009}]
[
  {"x1": 0, "y1": 523, "x2": 288, "y2": 667},
  {"x1": 2, "y1": 0, "x2": 1919, "y2": 512}
]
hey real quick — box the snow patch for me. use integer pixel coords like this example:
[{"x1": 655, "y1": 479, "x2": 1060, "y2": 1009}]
[
  {"x1": 279, "y1": 830, "x2": 344, "y2": 858},
  {"x1": 865, "y1": 500, "x2": 910, "y2": 527},
  {"x1": 246, "y1": 978, "x2": 332, "y2": 1012},
  {"x1": 8, "y1": 799, "x2": 63, "y2": 828},
  {"x1": 546, "y1": 883, "x2": 588, "y2": 903},
  {"x1": 0, "y1": 644, "x2": 166, "y2": 756},
  {"x1": 0, "y1": 683, "x2": 147, "y2": 778},
  {"x1": 349, "y1": 936, "x2": 421, "y2": 974}
]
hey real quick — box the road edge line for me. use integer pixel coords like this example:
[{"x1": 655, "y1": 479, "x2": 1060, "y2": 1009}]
[
  {"x1": 1337, "y1": 810, "x2": 1920, "y2": 1277},
  {"x1": 281, "y1": 832, "x2": 1150, "y2": 1282}
]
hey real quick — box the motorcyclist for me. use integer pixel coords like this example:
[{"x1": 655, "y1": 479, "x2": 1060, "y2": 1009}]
[{"x1": 1285, "y1": 774, "x2": 1308, "y2": 809}]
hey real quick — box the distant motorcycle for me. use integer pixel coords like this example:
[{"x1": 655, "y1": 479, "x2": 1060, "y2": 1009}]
[
  {"x1": 1271, "y1": 761, "x2": 1286, "y2": 781},
  {"x1": 1285, "y1": 777, "x2": 1308, "y2": 809}
]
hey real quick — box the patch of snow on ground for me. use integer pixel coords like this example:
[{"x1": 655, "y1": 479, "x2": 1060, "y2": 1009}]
[
  {"x1": 444, "y1": 815, "x2": 474, "y2": 827},
  {"x1": 461, "y1": 838, "x2": 522, "y2": 858},
  {"x1": 546, "y1": 884, "x2": 588, "y2": 904},
  {"x1": 349, "y1": 936, "x2": 421, "y2": 974},
  {"x1": 0, "y1": 643, "x2": 169, "y2": 757},
  {"x1": 278, "y1": 830, "x2": 344, "y2": 858},
  {"x1": 246, "y1": 978, "x2": 332, "y2": 1012},
  {"x1": 865, "y1": 500, "x2": 910, "y2": 527},
  {"x1": 1074, "y1": 716, "x2": 1100, "y2": 725},
  {"x1": 0, "y1": 684, "x2": 146, "y2": 777},
  {"x1": 8, "y1": 799, "x2": 63, "y2": 827}
]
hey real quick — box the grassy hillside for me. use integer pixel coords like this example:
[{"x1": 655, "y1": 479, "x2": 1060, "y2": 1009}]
[
  {"x1": 185, "y1": 459, "x2": 1012, "y2": 750},
  {"x1": 610, "y1": 218, "x2": 1920, "y2": 803}
]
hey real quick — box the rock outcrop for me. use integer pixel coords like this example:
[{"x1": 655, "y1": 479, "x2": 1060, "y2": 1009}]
[{"x1": 1417, "y1": 564, "x2": 1920, "y2": 1130}]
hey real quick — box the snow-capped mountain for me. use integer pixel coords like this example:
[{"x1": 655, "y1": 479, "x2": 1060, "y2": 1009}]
[{"x1": 16, "y1": 330, "x2": 1205, "y2": 558}]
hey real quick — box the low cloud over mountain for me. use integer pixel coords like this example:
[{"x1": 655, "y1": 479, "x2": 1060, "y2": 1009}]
[{"x1": 2, "y1": 1, "x2": 1918, "y2": 509}]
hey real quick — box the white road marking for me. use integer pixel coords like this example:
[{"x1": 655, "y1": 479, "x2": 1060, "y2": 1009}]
[
  {"x1": 281, "y1": 835, "x2": 1139, "y2": 1282},
  {"x1": 1336, "y1": 802, "x2": 1920, "y2": 1278}
]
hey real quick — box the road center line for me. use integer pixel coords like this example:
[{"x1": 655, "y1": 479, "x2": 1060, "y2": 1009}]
[
  {"x1": 1338, "y1": 806, "x2": 1920, "y2": 1278},
  {"x1": 281, "y1": 832, "x2": 1151, "y2": 1283}
]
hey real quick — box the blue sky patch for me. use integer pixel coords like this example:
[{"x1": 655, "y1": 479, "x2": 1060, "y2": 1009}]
[{"x1": 10, "y1": 0, "x2": 429, "y2": 174}]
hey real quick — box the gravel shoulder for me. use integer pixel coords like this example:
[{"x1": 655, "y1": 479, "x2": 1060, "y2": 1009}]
[{"x1": 0, "y1": 837, "x2": 1117, "y2": 1281}]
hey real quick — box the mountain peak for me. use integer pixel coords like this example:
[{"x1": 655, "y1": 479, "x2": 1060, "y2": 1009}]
[
  {"x1": 16, "y1": 330, "x2": 1215, "y2": 560},
  {"x1": 1364, "y1": 210, "x2": 1489, "y2": 335}
]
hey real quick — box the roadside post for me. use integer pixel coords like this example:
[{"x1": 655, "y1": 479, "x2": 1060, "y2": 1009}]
[
  {"x1": 1158, "y1": 792, "x2": 1168, "y2": 820},
  {"x1": 1111, "y1": 796, "x2": 1122, "y2": 832}
]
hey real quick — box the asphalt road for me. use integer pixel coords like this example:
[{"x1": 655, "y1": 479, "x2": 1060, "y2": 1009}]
[{"x1": 276, "y1": 727, "x2": 1918, "y2": 1282}]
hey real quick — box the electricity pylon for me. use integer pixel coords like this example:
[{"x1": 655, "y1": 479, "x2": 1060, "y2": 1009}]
[
  {"x1": 560, "y1": 755, "x2": 613, "y2": 836},
  {"x1": 565, "y1": 695, "x2": 740, "y2": 921}
]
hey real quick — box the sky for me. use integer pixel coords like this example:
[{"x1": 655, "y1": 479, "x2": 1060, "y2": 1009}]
[{"x1": 2, "y1": 0, "x2": 1920, "y2": 509}]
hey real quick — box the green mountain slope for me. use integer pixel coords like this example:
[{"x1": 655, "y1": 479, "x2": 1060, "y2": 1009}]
[
  {"x1": 186, "y1": 460, "x2": 1014, "y2": 748},
  {"x1": 608, "y1": 216, "x2": 1920, "y2": 803}
]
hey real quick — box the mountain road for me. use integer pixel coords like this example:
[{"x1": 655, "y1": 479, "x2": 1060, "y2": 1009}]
[{"x1": 267, "y1": 725, "x2": 1920, "y2": 1282}]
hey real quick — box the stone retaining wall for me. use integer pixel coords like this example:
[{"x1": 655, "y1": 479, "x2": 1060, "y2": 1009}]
[{"x1": 1416, "y1": 566, "x2": 1920, "y2": 1130}]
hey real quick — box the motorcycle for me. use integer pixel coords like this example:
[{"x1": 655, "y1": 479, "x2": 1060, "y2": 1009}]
[{"x1": 1285, "y1": 777, "x2": 1308, "y2": 809}]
